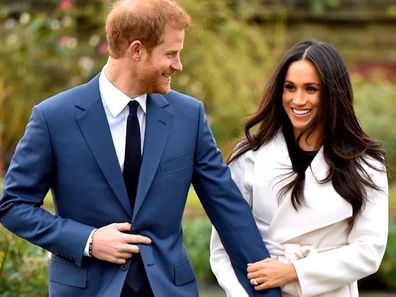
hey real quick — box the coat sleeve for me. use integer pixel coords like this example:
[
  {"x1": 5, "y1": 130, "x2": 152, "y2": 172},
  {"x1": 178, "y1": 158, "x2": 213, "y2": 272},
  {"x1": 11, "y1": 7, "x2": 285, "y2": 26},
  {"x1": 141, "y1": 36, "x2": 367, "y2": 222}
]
[
  {"x1": 0, "y1": 106, "x2": 94, "y2": 267},
  {"x1": 292, "y1": 161, "x2": 389, "y2": 296},
  {"x1": 191, "y1": 101, "x2": 280, "y2": 297},
  {"x1": 210, "y1": 152, "x2": 255, "y2": 297}
]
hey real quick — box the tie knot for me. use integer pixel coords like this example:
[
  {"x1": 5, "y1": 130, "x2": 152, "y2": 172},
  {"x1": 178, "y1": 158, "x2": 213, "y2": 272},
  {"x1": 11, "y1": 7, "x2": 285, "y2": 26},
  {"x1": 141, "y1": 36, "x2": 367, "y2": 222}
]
[{"x1": 128, "y1": 100, "x2": 139, "y2": 114}]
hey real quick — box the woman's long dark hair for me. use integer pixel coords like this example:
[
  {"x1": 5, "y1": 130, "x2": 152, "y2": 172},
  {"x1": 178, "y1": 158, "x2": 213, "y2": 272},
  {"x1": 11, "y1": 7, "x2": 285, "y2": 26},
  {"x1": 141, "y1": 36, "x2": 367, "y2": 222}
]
[{"x1": 230, "y1": 39, "x2": 387, "y2": 221}]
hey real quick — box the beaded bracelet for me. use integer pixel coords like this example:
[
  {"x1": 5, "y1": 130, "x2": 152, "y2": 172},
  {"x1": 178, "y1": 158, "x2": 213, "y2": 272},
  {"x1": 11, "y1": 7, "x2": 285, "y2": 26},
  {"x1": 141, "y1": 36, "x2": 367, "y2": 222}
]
[
  {"x1": 88, "y1": 229, "x2": 97, "y2": 257},
  {"x1": 88, "y1": 236, "x2": 94, "y2": 257}
]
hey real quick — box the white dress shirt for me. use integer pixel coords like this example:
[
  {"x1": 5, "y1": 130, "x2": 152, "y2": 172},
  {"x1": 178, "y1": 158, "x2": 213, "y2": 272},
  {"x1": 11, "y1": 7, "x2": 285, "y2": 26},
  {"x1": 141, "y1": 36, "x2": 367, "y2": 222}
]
[
  {"x1": 84, "y1": 66, "x2": 147, "y2": 256},
  {"x1": 99, "y1": 66, "x2": 147, "y2": 168}
]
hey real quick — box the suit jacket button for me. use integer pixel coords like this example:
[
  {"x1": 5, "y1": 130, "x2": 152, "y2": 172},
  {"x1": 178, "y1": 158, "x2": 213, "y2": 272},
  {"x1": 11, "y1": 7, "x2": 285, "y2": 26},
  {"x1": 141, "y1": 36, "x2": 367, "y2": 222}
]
[{"x1": 120, "y1": 264, "x2": 128, "y2": 271}]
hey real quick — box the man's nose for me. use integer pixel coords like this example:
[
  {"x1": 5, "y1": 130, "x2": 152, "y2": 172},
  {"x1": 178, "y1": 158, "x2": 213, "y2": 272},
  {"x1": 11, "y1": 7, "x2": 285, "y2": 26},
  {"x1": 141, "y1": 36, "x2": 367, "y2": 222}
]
[{"x1": 172, "y1": 56, "x2": 183, "y2": 72}]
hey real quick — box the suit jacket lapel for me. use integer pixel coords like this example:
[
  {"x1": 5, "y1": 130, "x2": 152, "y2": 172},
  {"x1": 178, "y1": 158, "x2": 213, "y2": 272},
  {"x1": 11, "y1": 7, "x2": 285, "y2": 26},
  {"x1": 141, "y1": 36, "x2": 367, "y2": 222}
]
[
  {"x1": 74, "y1": 75, "x2": 131, "y2": 216},
  {"x1": 133, "y1": 93, "x2": 173, "y2": 218}
]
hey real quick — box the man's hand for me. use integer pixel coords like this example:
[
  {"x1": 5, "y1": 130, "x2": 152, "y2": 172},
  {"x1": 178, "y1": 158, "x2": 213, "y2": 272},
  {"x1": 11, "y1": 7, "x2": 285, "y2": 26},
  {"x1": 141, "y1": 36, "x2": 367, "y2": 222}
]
[
  {"x1": 247, "y1": 258, "x2": 297, "y2": 290},
  {"x1": 91, "y1": 222, "x2": 151, "y2": 264}
]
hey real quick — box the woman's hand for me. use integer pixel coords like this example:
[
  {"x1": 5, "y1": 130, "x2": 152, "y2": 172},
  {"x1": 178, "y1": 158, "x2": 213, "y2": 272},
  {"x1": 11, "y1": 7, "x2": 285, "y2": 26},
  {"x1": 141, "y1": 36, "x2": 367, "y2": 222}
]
[{"x1": 247, "y1": 258, "x2": 297, "y2": 290}]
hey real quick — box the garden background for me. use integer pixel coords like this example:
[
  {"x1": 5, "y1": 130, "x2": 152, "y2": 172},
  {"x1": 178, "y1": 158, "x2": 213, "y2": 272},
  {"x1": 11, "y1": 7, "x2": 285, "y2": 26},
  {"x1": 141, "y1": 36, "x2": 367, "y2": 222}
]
[{"x1": 1, "y1": 0, "x2": 396, "y2": 296}]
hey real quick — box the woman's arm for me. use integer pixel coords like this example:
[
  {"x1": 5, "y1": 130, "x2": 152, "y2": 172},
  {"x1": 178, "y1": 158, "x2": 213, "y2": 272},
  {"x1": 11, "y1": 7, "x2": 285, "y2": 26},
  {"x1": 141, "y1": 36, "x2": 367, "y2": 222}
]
[
  {"x1": 210, "y1": 228, "x2": 249, "y2": 297},
  {"x1": 293, "y1": 164, "x2": 388, "y2": 296},
  {"x1": 209, "y1": 150, "x2": 255, "y2": 297},
  {"x1": 245, "y1": 161, "x2": 388, "y2": 296}
]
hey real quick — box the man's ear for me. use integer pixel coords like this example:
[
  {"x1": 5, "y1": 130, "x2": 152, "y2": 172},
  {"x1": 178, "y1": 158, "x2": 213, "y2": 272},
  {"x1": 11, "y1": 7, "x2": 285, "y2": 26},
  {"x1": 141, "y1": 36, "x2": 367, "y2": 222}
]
[{"x1": 128, "y1": 40, "x2": 144, "y2": 61}]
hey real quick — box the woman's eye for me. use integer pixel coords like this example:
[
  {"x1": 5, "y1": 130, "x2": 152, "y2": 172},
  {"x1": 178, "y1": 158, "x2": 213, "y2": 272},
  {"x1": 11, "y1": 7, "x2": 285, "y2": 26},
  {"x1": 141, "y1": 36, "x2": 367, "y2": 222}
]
[
  {"x1": 307, "y1": 86, "x2": 319, "y2": 92},
  {"x1": 284, "y1": 84, "x2": 294, "y2": 91}
]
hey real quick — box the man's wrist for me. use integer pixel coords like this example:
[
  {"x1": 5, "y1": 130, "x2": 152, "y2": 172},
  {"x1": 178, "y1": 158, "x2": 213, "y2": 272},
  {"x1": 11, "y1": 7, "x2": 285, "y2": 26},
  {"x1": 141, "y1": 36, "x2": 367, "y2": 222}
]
[{"x1": 84, "y1": 229, "x2": 97, "y2": 257}]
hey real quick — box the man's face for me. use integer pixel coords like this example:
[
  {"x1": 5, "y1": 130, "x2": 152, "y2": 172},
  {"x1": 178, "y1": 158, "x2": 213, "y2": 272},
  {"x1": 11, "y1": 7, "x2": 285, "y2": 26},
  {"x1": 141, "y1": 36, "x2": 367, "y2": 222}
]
[{"x1": 136, "y1": 26, "x2": 185, "y2": 94}]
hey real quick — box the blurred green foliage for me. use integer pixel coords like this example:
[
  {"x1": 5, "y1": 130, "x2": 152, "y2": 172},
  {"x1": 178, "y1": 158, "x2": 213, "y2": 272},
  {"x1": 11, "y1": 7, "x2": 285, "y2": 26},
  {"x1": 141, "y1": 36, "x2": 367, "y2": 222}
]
[
  {"x1": 353, "y1": 78, "x2": 396, "y2": 179},
  {"x1": 0, "y1": 0, "x2": 286, "y2": 173},
  {"x1": 0, "y1": 227, "x2": 48, "y2": 297},
  {"x1": 380, "y1": 222, "x2": 396, "y2": 290},
  {"x1": 2, "y1": 1, "x2": 396, "y2": 172},
  {"x1": 1, "y1": 0, "x2": 396, "y2": 295},
  {"x1": 182, "y1": 218, "x2": 214, "y2": 283},
  {"x1": 175, "y1": 0, "x2": 285, "y2": 148},
  {"x1": 0, "y1": 0, "x2": 107, "y2": 173},
  {"x1": 390, "y1": 185, "x2": 396, "y2": 220},
  {"x1": 1, "y1": 0, "x2": 396, "y2": 177}
]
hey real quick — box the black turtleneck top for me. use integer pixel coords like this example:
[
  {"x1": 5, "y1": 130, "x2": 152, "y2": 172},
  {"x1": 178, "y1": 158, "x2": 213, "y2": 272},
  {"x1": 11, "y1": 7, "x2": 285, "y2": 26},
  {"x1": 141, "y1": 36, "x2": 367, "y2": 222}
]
[{"x1": 283, "y1": 125, "x2": 318, "y2": 173}]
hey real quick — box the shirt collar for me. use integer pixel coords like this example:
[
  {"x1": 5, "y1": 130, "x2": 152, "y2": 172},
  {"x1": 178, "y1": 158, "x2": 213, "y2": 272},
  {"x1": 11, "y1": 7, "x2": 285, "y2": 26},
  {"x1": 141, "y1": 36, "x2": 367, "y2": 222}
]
[{"x1": 99, "y1": 66, "x2": 147, "y2": 117}]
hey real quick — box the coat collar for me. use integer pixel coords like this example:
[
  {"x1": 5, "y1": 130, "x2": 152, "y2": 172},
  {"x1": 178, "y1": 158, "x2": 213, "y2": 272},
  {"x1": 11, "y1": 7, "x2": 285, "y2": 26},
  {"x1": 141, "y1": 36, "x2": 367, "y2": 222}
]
[{"x1": 254, "y1": 130, "x2": 353, "y2": 242}]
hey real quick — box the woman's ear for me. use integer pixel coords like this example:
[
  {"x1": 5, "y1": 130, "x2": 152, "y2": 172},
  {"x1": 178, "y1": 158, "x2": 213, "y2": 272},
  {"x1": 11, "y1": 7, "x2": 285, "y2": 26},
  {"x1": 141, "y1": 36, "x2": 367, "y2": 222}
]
[{"x1": 128, "y1": 40, "x2": 144, "y2": 61}]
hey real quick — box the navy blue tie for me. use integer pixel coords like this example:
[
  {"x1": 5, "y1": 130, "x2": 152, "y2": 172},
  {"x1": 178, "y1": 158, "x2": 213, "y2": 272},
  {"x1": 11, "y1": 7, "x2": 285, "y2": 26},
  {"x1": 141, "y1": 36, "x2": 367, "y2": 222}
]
[
  {"x1": 123, "y1": 101, "x2": 146, "y2": 293},
  {"x1": 123, "y1": 100, "x2": 141, "y2": 213}
]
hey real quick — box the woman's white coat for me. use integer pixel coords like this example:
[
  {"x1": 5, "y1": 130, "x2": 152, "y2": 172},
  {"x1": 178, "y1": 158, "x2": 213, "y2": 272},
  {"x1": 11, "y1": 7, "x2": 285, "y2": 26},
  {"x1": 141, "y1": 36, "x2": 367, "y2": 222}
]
[{"x1": 210, "y1": 131, "x2": 388, "y2": 297}]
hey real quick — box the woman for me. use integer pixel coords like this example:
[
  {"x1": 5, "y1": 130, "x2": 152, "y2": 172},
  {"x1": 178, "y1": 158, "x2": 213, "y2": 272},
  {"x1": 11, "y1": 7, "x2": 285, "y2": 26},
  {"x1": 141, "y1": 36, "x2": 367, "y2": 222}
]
[{"x1": 210, "y1": 40, "x2": 389, "y2": 297}]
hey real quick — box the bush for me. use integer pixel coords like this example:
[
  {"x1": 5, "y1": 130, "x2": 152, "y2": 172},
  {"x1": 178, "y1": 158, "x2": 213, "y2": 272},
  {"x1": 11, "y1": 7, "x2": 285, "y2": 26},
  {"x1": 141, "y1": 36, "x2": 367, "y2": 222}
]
[
  {"x1": 353, "y1": 77, "x2": 396, "y2": 180},
  {"x1": 182, "y1": 217, "x2": 214, "y2": 283},
  {"x1": 380, "y1": 221, "x2": 396, "y2": 290},
  {"x1": 0, "y1": 226, "x2": 48, "y2": 296},
  {"x1": 0, "y1": 220, "x2": 215, "y2": 295}
]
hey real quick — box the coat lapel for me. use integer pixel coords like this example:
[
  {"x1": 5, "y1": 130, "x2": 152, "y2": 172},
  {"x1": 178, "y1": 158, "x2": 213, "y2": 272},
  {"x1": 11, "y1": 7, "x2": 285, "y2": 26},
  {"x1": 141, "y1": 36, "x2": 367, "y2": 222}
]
[
  {"x1": 74, "y1": 75, "x2": 131, "y2": 216},
  {"x1": 133, "y1": 93, "x2": 173, "y2": 218},
  {"x1": 262, "y1": 131, "x2": 353, "y2": 243}
]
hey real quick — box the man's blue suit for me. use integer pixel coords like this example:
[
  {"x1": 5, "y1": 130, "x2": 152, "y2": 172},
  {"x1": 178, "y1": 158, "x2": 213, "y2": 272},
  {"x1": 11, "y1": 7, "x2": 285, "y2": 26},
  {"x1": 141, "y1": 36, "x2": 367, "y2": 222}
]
[{"x1": 0, "y1": 75, "x2": 280, "y2": 297}]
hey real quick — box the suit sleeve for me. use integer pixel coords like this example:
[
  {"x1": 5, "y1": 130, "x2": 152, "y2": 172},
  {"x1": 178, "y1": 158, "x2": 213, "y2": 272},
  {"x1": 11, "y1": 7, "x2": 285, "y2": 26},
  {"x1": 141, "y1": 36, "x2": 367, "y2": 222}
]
[
  {"x1": 292, "y1": 162, "x2": 389, "y2": 296},
  {"x1": 0, "y1": 106, "x2": 94, "y2": 266},
  {"x1": 191, "y1": 102, "x2": 281, "y2": 297}
]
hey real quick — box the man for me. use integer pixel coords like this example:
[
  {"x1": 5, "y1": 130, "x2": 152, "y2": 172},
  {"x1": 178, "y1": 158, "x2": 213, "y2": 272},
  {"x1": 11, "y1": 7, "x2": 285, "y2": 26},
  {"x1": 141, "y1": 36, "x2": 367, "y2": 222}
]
[{"x1": 0, "y1": 1, "x2": 281, "y2": 296}]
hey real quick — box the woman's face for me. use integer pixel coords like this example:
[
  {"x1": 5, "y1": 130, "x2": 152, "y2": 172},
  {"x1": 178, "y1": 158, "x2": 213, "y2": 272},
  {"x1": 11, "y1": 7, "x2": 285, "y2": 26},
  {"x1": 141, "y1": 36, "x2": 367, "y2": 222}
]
[{"x1": 282, "y1": 59, "x2": 323, "y2": 149}]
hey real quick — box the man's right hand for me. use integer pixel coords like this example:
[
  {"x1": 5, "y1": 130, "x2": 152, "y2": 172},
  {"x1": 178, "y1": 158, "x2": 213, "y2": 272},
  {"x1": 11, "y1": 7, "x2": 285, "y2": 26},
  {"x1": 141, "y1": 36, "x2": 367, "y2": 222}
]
[{"x1": 91, "y1": 222, "x2": 151, "y2": 264}]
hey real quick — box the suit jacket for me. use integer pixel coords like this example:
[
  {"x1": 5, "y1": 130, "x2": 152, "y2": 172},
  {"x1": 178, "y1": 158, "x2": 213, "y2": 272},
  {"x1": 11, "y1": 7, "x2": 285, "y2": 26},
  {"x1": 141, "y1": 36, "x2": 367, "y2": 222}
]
[
  {"x1": 210, "y1": 130, "x2": 388, "y2": 297},
  {"x1": 0, "y1": 74, "x2": 281, "y2": 297}
]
